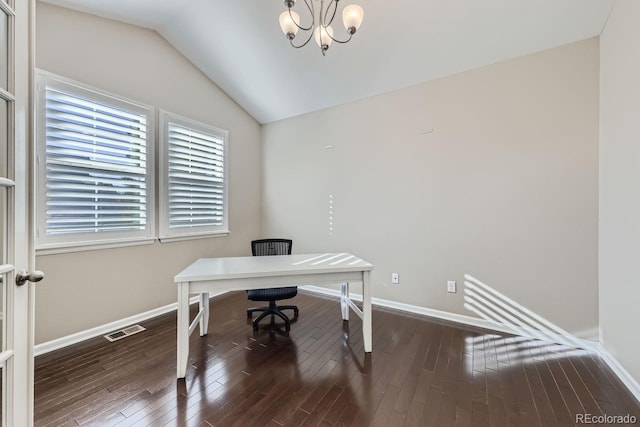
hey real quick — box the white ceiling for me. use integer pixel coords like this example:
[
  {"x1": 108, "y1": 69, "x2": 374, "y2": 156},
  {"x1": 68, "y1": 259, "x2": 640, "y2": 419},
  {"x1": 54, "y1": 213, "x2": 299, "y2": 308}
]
[{"x1": 40, "y1": 0, "x2": 614, "y2": 124}]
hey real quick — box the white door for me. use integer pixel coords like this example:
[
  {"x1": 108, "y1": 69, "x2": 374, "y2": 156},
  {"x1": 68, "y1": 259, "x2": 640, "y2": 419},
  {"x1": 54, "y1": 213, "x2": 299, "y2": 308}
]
[{"x1": 1, "y1": 0, "x2": 37, "y2": 425}]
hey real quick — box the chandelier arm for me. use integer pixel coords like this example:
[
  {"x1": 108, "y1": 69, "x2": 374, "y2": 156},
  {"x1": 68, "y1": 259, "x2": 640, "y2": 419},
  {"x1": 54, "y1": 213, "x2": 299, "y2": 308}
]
[
  {"x1": 304, "y1": 0, "x2": 313, "y2": 16},
  {"x1": 324, "y1": 0, "x2": 339, "y2": 27},
  {"x1": 289, "y1": 30, "x2": 315, "y2": 49},
  {"x1": 289, "y1": 7, "x2": 313, "y2": 31},
  {"x1": 302, "y1": 0, "x2": 315, "y2": 28},
  {"x1": 327, "y1": 32, "x2": 353, "y2": 44}
]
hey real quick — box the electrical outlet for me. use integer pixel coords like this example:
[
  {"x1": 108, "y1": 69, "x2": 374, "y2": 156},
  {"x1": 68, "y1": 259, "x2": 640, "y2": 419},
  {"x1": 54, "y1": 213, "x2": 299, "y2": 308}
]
[
  {"x1": 392, "y1": 273, "x2": 399, "y2": 284},
  {"x1": 447, "y1": 280, "x2": 456, "y2": 293}
]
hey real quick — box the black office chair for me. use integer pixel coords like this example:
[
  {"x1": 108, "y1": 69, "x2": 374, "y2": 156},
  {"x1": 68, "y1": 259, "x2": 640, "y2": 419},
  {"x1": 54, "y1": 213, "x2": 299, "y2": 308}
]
[{"x1": 247, "y1": 238, "x2": 299, "y2": 331}]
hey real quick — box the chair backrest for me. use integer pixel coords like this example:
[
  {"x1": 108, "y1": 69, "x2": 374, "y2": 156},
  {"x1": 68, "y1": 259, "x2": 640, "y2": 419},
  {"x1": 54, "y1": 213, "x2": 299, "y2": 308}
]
[{"x1": 251, "y1": 238, "x2": 292, "y2": 256}]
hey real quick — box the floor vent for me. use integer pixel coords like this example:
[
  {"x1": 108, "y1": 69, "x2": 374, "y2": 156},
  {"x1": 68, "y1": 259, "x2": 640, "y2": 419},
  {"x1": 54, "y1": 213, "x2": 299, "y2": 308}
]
[{"x1": 104, "y1": 324, "x2": 146, "y2": 342}]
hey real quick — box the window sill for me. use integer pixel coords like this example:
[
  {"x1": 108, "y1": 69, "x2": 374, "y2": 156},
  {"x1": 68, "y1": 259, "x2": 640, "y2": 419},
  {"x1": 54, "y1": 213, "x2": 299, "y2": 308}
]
[
  {"x1": 159, "y1": 231, "x2": 230, "y2": 243},
  {"x1": 36, "y1": 237, "x2": 156, "y2": 256}
]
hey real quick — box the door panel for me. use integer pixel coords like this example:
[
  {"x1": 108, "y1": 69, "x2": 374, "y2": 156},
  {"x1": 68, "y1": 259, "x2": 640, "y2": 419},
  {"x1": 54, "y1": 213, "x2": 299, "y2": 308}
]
[
  {"x1": 1, "y1": 0, "x2": 33, "y2": 425},
  {"x1": 0, "y1": 9, "x2": 7, "y2": 90},
  {"x1": 0, "y1": 147, "x2": 10, "y2": 427},
  {"x1": 0, "y1": 85, "x2": 8, "y2": 427},
  {"x1": 0, "y1": 97, "x2": 6, "y2": 177}
]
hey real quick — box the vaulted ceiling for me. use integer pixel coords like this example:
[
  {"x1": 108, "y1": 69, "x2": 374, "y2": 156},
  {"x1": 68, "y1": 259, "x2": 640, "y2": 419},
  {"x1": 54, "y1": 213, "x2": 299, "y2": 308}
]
[{"x1": 40, "y1": 0, "x2": 614, "y2": 124}]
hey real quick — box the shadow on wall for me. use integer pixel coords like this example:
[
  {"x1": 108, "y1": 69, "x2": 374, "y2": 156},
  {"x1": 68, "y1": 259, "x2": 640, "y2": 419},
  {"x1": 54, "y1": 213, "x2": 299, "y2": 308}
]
[{"x1": 463, "y1": 274, "x2": 587, "y2": 350}]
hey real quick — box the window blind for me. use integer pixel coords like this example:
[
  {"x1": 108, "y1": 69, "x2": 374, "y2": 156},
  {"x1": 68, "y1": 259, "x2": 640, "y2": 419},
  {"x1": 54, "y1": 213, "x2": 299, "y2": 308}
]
[
  {"x1": 44, "y1": 87, "x2": 148, "y2": 235},
  {"x1": 167, "y1": 123, "x2": 225, "y2": 229}
]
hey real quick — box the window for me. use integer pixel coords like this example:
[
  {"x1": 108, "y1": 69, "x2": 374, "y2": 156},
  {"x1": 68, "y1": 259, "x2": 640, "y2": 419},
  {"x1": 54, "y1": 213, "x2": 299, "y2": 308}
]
[
  {"x1": 35, "y1": 72, "x2": 155, "y2": 253},
  {"x1": 159, "y1": 110, "x2": 228, "y2": 241}
]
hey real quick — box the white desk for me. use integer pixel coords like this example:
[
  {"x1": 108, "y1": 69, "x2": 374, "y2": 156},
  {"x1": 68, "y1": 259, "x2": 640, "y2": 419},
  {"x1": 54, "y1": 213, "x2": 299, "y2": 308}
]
[{"x1": 174, "y1": 253, "x2": 374, "y2": 378}]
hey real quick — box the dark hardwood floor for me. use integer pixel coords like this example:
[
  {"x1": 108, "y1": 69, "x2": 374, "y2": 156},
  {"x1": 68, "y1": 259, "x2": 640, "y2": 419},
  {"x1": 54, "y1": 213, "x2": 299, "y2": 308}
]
[{"x1": 34, "y1": 290, "x2": 640, "y2": 426}]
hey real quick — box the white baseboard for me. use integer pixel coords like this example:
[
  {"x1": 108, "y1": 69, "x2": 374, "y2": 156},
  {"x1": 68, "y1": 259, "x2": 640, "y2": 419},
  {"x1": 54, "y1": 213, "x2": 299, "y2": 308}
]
[
  {"x1": 300, "y1": 286, "x2": 598, "y2": 350},
  {"x1": 301, "y1": 285, "x2": 522, "y2": 336},
  {"x1": 34, "y1": 292, "x2": 227, "y2": 356},
  {"x1": 34, "y1": 286, "x2": 640, "y2": 404},
  {"x1": 597, "y1": 344, "x2": 640, "y2": 403}
]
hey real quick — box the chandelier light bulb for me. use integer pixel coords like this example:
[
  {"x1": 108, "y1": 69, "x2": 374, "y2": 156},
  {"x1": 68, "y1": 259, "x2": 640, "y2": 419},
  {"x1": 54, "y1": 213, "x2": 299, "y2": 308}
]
[
  {"x1": 314, "y1": 25, "x2": 334, "y2": 51},
  {"x1": 342, "y1": 4, "x2": 364, "y2": 34},
  {"x1": 279, "y1": 11, "x2": 300, "y2": 39}
]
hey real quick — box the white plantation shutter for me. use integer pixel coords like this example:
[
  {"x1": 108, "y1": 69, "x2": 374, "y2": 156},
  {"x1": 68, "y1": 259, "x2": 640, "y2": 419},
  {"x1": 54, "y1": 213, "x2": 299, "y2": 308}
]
[
  {"x1": 36, "y1": 74, "x2": 155, "y2": 251},
  {"x1": 160, "y1": 111, "x2": 228, "y2": 240}
]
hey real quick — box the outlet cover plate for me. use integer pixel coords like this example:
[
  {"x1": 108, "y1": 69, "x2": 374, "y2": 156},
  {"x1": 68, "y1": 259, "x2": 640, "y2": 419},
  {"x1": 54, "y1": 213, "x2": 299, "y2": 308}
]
[{"x1": 447, "y1": 280, "x2": 456, "y2": 293}]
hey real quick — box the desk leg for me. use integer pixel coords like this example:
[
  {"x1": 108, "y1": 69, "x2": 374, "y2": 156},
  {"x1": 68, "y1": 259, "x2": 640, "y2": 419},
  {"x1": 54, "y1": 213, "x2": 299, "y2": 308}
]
[
  {"x1": 340, "y1": 282, "x2": 349, "y2": 321},
  {"x1": 199, "y1": 292, "x2": 209, "y2": 336},
  {"x1": 362, "y1": 271, "x2": 372, "y2": 352},
  {"x1": 177, "y1": 282, "x2": 190, "y2": 379}
]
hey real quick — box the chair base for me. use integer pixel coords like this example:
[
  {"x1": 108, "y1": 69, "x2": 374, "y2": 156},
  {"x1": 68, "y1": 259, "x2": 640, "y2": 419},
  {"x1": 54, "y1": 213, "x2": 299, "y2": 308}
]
[{"x1": 247, "y1": 300, "x2": 299, "y2": 331}]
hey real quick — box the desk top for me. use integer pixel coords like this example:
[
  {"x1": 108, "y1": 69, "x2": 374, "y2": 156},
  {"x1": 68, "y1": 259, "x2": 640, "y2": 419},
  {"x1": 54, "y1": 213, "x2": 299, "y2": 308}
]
[{"x1": 174, "y1": 253, "x2": 373, "y2": 283}]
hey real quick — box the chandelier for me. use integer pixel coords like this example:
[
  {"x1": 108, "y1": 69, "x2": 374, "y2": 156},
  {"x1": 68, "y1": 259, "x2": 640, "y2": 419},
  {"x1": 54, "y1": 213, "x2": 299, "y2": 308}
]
[{"x1": 278, "y1": 0, "x2": 364, "y2": 56}]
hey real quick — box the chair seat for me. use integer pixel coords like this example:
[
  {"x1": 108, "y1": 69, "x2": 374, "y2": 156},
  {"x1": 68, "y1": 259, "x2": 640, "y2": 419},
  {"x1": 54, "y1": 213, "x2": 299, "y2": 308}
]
[{"x1": 247, "y1": 286, "x2": 297, "y2": 302}]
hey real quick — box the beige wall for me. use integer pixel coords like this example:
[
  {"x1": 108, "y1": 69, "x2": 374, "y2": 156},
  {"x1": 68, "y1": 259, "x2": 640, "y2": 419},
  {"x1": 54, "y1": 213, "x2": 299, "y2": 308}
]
[
  {"x1": 263, "y1": 38, "x2": 599, "y2": 337},
  {"x1": 34, "y1": 3, "x2": 262, "y2": 344},
  {"x1": 599, "y1": 0, "x2": 640, "y2": 383}
]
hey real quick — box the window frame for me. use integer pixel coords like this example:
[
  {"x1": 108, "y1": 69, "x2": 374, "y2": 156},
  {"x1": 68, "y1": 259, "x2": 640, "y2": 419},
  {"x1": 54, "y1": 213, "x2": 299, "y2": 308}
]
[
  {"x1": 35, "y1": 71, "x2": 156, "y2": 254},
  {"x1": 158, "y1": 110, "x2": 229, "y2": 242}
]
